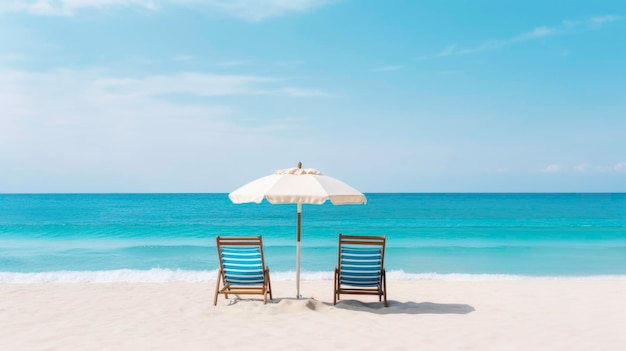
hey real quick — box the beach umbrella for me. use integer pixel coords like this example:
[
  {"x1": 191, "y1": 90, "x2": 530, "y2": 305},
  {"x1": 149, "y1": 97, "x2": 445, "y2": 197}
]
[{"x1": 228, "y1": 162, "x2": 366, "y2": 298}]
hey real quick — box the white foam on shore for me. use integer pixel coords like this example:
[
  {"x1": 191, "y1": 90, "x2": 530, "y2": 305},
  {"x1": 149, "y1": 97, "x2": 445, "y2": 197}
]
[
  {"x1": 0, "y1": 269, "x2": 218, "y2": 283},
  {"x1": 2, "y1": 269, "x2": 626, "y2": 283}
]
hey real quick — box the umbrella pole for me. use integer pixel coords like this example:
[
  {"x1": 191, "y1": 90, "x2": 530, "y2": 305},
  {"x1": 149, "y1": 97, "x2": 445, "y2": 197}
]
[{"x1": 296, "y1": 203, "x2": 302, "y2": 299}]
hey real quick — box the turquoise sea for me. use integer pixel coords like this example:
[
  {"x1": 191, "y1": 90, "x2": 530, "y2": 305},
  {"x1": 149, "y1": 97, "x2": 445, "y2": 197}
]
[{"x1": 1, "y1": 193, "x2": 625, "y2": 282}]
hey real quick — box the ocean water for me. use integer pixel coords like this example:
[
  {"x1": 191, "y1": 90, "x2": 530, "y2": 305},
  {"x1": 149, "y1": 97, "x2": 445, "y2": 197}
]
[{"x1": 1, "y1": 193, "x2": 625, "y2": 282}]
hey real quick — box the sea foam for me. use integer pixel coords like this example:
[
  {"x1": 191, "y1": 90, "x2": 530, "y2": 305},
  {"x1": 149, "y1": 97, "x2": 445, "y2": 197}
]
[{"x1": 2, "y1": 269, "x2": 625, "y2": 283}]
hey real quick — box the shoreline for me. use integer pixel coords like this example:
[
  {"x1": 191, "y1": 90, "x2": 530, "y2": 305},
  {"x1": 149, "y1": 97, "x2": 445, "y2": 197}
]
[
  {"x1": 2, "y1": 279, "x2": 626, "y2": 350},
  {"x1": 3, "y1": 269, "x2": 626, "y2": 283}
]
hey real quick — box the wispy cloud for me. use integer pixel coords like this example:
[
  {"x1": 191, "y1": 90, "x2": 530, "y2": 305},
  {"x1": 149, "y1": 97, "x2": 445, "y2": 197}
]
[
  {"x1": 0, "y1": 67, "x2": 325, "y2": 188},
  {"x1": 563, "y1": 14, "x2": 622, "y2": 28},
  {"x1": 575, "y1": 163, "x2": 590, "y2": 172},
  {"x1": 275, "y1": 87, "x2": 327, "y2": 97},
  {"x1": 0, "y1": 0, "x2": 334, "y2": 21},
  {"x1": 511, "y1": 26, "x2": 556, "y2": 42},
  {"x1": 89, "y1": 73, "x2": 328, "y2": 98},
  {"x1": 375, "y1": 65, "x2": 403, "y2": 72},
  {"x1": 593, "y1": 14, "x2": 622, "y2": 23},
  {"x1": 539, "y1": 162, "x2": 626, "y2": 173},
  {"x1": 0, "y1": 52, "x2": 27, "y2": 62},
  {"x1": 436, "y1": 45, "x2": 460, "y2": 57},
  {"x1": 614, "y1": 162, "x2": 626, "y2": 172},
  {"x1": 0, "y1": 0, "x2": 159, "y2": 16},
  {"x1": 93, "y1": 72, "x2": 280, "y2": 98},
  {"x1": 541, "y1": 164, "x2": 561, "y2": 173},
  {"x1": 192, "y1": 0, "x2": 334, "y2": 22},
  {"x1": 171, "y1": 55, "x2": 196, "y2": 62},
  {"x1": 0, "y1": 67, "x2": 325, "y2": 140},
  {"x1": 416, "y1": 15, "x2": 622, "y2": 60},
  {"x1": 216, "y1": 60, "x2": 249, "y2": 67}
]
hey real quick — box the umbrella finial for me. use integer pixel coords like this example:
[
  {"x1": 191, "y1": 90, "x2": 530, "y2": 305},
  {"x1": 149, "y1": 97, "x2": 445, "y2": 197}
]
[{"x1": 297, "y1": 161, "x2": 302, "y2": 169}]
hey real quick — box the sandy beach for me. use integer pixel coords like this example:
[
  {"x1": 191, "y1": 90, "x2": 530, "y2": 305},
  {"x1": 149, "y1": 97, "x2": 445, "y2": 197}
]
[{"x1": 1, "y1": 278, "x2": 626, "y2": 350}]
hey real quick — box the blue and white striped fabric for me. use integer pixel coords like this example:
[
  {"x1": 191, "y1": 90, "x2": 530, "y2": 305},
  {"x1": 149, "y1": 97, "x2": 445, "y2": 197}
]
[
  {"x1": 220, "y1": 247, "x2": 264, "y2": 285},
  {"x1": 339, "y1": 246, "x2": 383, "y2": 287}
]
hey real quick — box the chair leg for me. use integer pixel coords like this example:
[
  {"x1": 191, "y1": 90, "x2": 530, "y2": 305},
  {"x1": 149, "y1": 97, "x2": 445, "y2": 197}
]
[
  {"x1": 266, "y1": 268, "x2": 273, "y2": 300},
  {"x1": 222, "y1": 275, "x2": 229, "y2": 299},
  {"x1": 213, "y1": 269, "x2": 222, "y2": 306},
  {"x1": 263, "y1": 285, "x2": 267, "y2": 304},
  {"x1": 383, "y1": 270, "x2": 388, "y2": 308},
  {"x1": 333, "y1": 267, "x2": 338, "y2": 305}
]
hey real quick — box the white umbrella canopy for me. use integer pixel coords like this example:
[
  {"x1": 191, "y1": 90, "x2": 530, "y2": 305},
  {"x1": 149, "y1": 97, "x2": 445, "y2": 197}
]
[{"x1": 228, "y1": 162, "x2": 366, "y2": 298}]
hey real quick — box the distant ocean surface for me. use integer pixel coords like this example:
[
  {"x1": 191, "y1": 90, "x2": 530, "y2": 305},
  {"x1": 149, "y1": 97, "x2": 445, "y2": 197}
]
[{"x1": 1, "y1": 193, "x2": 625, "y2": 283}]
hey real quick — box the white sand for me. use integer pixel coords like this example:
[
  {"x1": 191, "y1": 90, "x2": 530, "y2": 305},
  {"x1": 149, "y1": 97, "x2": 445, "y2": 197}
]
[{"x1": 1, "y1": 279, "x2": 626, "y2": 350}]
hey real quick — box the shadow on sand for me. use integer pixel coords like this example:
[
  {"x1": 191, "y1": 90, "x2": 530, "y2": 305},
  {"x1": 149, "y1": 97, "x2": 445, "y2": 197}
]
[
  {"x1": 224, "y1": 296, "x2": 475, "y2": 315},
  {"x1": 329, "y1": 299, "x2": 476, "y2": 315}
]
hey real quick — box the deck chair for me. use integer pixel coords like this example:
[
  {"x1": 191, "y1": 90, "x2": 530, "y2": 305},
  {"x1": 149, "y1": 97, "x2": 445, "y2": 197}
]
[
  {"x1": 214, "y1": 236, "x2": 273, "y2": 305},
  {"x1": 334, "y1": 234, "x2": 387, "y2": 307}
]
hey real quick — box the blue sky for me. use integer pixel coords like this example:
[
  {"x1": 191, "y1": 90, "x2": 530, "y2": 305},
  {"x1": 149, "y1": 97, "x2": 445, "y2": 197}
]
[{"x1": 1, "y1": 0, "x2": 625, "y2": 193}]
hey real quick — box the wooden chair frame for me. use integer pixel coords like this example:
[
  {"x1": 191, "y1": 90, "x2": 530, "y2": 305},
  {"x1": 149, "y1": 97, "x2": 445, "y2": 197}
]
[
  {"x1": 214, "y1": 236, "x2": 273, "y2": 305},
  {"x1": 334, "y1": 233, "x2": 387, "y2": 307}
]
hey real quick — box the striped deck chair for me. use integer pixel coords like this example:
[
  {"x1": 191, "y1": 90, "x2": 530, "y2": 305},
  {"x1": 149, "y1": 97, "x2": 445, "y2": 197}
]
[
  {"x1": 334, "y1": 234, "x2": 388, "y2": 307},
  {"x1": 214, "y1": 236, "x2": 272, "y2": 305}
]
